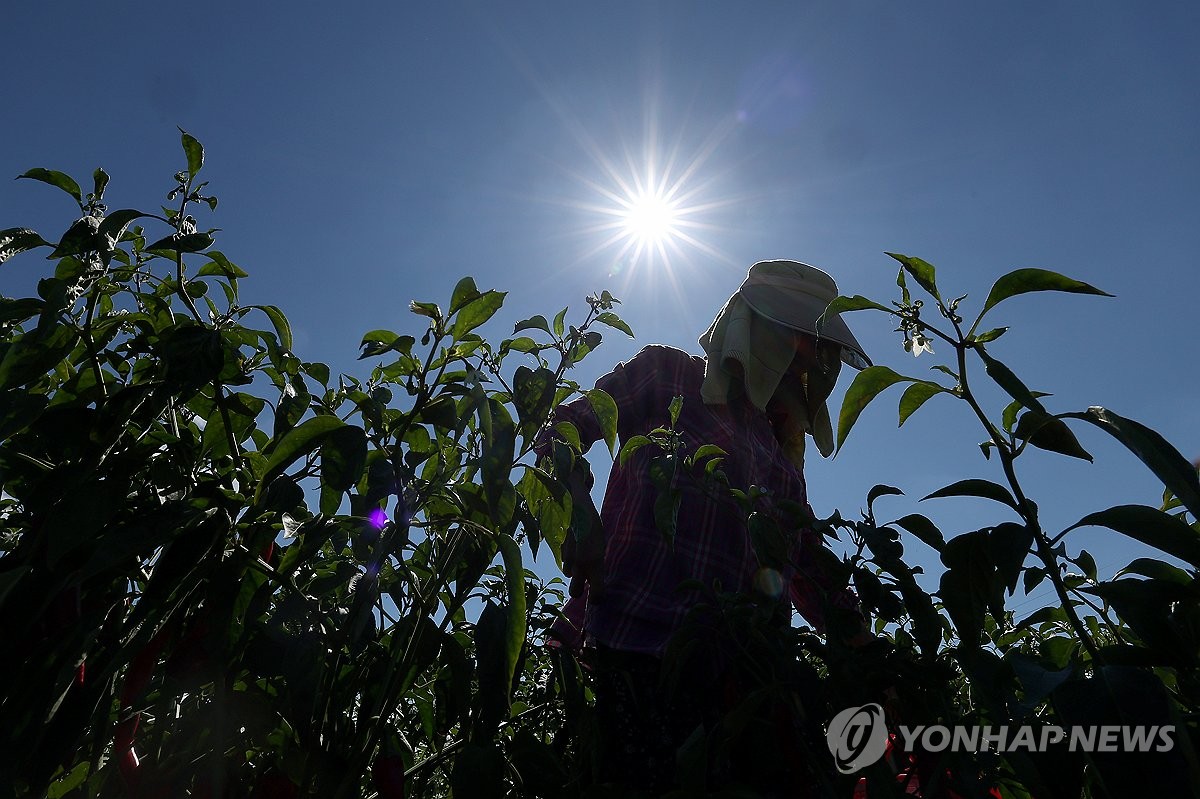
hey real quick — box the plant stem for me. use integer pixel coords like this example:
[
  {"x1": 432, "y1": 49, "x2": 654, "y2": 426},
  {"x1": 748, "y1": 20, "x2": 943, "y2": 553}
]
[{"x1": 948, "y1": 315, "x2": 1102, "y2": 664}]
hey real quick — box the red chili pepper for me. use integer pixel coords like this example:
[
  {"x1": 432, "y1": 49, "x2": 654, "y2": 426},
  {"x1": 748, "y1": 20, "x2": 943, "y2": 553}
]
[
  {"x1": 372, "y1": 754, "x2": 406, "y2": 799},
  {"x1": 114, "y1": 712, "x2": 142, "y2": 788},
  {"x1": 121, "y1": 627, "x2": 171, "y2": 707},
  {"x1": 75, "y1": 659, "x2": 86, "y2": 686},
  {"x1": 260, "y1": 541, "x2": 276, "y2": 564}
]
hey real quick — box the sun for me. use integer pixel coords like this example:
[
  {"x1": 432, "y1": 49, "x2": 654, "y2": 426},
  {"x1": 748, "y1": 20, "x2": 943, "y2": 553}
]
[
  {"x1": 538, "y1": 95, "x2": 746, "y2": 280},
  {"x1": 620, "y1": 188, "x2": 680, "y2": 245}
]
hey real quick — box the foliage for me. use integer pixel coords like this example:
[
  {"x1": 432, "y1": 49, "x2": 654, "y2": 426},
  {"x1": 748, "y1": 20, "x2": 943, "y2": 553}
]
[
  {"x1": 0, "y1": 133, "x2": 622, "y2": 798},
  {"x1": 3, "y1": 136, "x2": 1199, "y2": 798},
  {"x1": 817, "y1": 252, "x2": 1200, "y2": 797}
]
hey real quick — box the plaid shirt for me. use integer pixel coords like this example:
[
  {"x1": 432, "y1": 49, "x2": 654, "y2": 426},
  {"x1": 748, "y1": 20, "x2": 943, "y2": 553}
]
[{"x1": 541, "y1": 345, "x2": 857, "y2": 656}]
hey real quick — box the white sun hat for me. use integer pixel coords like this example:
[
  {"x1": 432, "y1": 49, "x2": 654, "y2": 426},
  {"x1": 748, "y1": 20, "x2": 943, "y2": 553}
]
[{"x1": 737, "y1": 259, "x2": 871, "y2": 371}]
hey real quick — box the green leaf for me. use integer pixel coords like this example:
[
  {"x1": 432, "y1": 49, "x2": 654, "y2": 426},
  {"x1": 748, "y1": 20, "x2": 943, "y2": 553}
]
[
  {"x1": 45, "y1": 761, "x2": 90, "y2": 798},
  {"x1": 96, "y1": 210, "x2": 147, "y2": 243},
  {"x1": 886, "y1": 252, "x2": 941, "y2": 301},
  {"x1": 502, "y1": 336, "x2": 538, "y2": 354},
  {"x1": 320, "y1": 424, "x2": 368, "y2": 493},
  {"x1": 18, "y1": 168, "x2": 83, "y2": 205},
  {"x1": 897, "y1": 381, "x2": 944, "y2": 427},
  {"x1": 748, "y1": 512, "x2": 787, "y2": 569},
  {"x1": 976, "y1": 268, "x2": 1112, "y2": 328},
  {"x1": 498, "y1": 534, "x2": 527, "y2": 698},
  {"x1": 450, "y1": 275, "x2": 480, "y2": 312},
  {"x1": 255, "y1": 415, "x2": 346, "y2": 502},
  {"x1": 1023, "y1": 567, "x2": 1046, "y2": 595},
  {"x1": 512, "y1": 366, "x2": 557, "y2": 434},
  {"x1": 180, "y1": 128, "x2": 204, "y2": 176},
  {"x1": 668, "y1": 395, "x2": 683, "y2": 427},
  {"x1": 552, "y1": 307, "x2": 568, "y2": 337},
  {"x1": 976, "y1": 346, "x2": 1046, "y2": 415},
  {"x1": 1002, "y1": 392, "x2": 1051, "y2": 433},
  {"x1": 922, "y1": 479, "x2": 1020, "y2": 511},
  {"x1": 1014, "y1": 411, "x2": 1093, "y2": 461},
  {"x1": 92, "y1": 167, "x2": 110, "y2": 200},
  {"x1": 553, "y1": 421, "x2": 581, "y2": 452},
  {"x1": 1074, "y1": 549, "x2": 1098, "y2": 582},
  {"x1": 595, "y1": 311, "x2": 634, "y2": 337},
  {"x1": 586, "y1": 388, "x2": 619, "y2": 457},
  {"x1": 409, "y1": 300, "x2": 442, "y2": 321},
  {"x1": 1115, "y1": 557, "x2": 1193, "y2": 585},
  {"x1": 0, "y1": 228, "x2": 50, "y2": 265},
  {"x1": 1063, "y1": 504, "x2": 1200, "y2": 569},
  {"x1": 513, "y1": 315, "x2": 550, "y2": 335},
  {"x1": 146, "y1": 231, "x2": 215, "y2": 253},
  {"x1": 892, "y1": 513, "x2": 945, "y2": 552},
  {"x1": 972, "y1": 327, "x2": 1008, "y2": 344},
  {"x1": 867, "y1": 484, "x2": 903, "y2": 509},
  {"x1": 304, "y1": 361, "x2": 330, "y2": 386},
  {"x1": 691, "y1": 443, "x2": 727, "y2": 462},
  {"x1": 417, "y1": 394, "x2": 459, "y2": 430},
  {"x1": 990, "y1": 522, "x2": 1033, "y2": 594},
  {"x1": 1062, "y1": 407, "x2": 1200, "y2": 522},
  {"x1": 481, "y1": 398, "x2": 517, "y2": 524},
  {"x1": 618, "y1": 434, "x2": 653, "y2": 466},
  {"x1": 820, "y1": 294, "x2": 893, "y2": 320},
  {"x1": 196, "y1": 251, "x2": 248, "y2": 279},
  {"x1": 248, "y1": 304, "x2": 294, "y2": 351},
  {"x1": 47, "y1": 218, "x2": 100, "y2": 259},
  {"x1": 452, "y1": 289, "x2": 506, "y2": 338},
  {"x1": 358, "y1": 329, "x2": 415, "y2": 360},
  {"x1": 836, "y1": 365, "x2": 915, "y2": 451}
]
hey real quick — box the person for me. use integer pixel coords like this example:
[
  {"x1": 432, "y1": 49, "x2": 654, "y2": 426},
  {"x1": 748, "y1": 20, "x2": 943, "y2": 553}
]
[{"x1": 538, "y1": 260, "x2": 873, "y2": 794}]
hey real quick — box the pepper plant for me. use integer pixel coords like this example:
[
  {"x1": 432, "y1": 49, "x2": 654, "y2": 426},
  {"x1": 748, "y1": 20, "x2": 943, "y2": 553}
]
[
  {"x1": 0, "y1": 132, "x2": 626, "y2": 798},
  {"x1": 4, "y1": 134, "x2": 1199, "y2": 799}
]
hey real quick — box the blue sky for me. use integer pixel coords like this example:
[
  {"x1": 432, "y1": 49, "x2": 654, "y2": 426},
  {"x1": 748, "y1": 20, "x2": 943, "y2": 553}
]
[{"x1": 4, "y1": 2, "x2": 1198, "y2": 614}]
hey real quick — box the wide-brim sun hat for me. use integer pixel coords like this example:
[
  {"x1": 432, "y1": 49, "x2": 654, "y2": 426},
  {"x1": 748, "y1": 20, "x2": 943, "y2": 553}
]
[{"x1": 737, "y1": 259, "x2": 872, "y2": 370}]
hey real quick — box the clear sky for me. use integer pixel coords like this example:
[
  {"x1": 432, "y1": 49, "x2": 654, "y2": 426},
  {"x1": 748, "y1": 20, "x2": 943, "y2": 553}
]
[{"x1": 4, "y1": 2, "x2": 1198, "y2": 616}]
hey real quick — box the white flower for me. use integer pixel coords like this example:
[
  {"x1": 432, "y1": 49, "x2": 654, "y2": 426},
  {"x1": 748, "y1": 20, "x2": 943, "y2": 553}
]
[{"x1": 910, "y1": 333, "x2": 934, "y2": 357}]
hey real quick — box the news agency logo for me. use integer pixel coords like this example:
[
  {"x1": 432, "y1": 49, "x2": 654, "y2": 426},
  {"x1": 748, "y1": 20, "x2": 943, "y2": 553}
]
[
  {"x1": 826, "y1": 703, "x2": 889, "y2": 774},
  {"x1": 826, "y1": 703, "x2": 1177, "y2": 773}
]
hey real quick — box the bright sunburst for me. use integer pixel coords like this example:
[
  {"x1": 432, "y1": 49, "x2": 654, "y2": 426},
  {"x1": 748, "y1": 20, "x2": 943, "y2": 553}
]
[
  {"x1": 620, "y1": 188, "x2": 679, "y2": 246},
  {"x1": 571, "y1": 138, "x2": 735, "y2": 279}
]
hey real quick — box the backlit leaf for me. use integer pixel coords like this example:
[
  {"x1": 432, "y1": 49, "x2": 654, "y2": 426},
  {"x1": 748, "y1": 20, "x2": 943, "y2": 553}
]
[
  {"x1": 255, "y1": 415, "x2": 346, "y2": 502},
  {"x1": 452, "y1": 289, "x2": 506, "y2": 338},
  {"x1": 596, "y1": 311, "x2": 634, "y2": 337},
  {"x1": 923, "y1": 479, "x2": 1019, "y2": 511},
  {"x1": 1063, "y1": 407, "x2": 1200, "y2": 522},
  {"x1": 976, "y1": 268, "x2": 1112, "y2": 326},
  {"x1": 586, "y1": 388, "x2": 618, "y2": 457},
  {"x1": 836, "y1": 365, "x2": 914, "y2": 451},
  {"x1": 1014, "y1": 411, "x2": 1093, "y2": 461},
  {"x1": 867, "y1": 484, "x2": 903, "y2": 509},
  {"x1": 898, "y1": 381, "x2": 944, "y2": 427},
  {"x1": 976, "y1": 346, "x2": 1046, "y2": 415},
  {"x1": 18, "y1": 168, "x2": 82, "y2": 205},
  {"x1": 886, "y1": 252, "x2": 941, "y2": 301},
  {"x1": 1064, "y1": 504, "x2": 1200, "y2": 569},
  {"x1": 180, "y1": 128, "x2": 204, "y2": 176},
  {"x1": 0, "y1": 228, "x2": 50, "y2": 265},
  {"x1": 513, "y1": 315, "x2": 550, "y2": 335},
  {"x1": 892, "y1": 513, "x2": 945, "y2": 552}
]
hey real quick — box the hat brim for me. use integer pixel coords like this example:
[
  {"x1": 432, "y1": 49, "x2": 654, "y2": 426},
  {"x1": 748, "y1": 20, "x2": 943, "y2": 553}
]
[{"x1": 740, "y1": 285, "x2": 872, "y2": 371}]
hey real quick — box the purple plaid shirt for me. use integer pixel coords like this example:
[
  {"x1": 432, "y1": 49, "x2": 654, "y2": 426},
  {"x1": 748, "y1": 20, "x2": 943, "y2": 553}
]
[{"x1": 541, "y1": 345, "x2": 857, "y2": 656}]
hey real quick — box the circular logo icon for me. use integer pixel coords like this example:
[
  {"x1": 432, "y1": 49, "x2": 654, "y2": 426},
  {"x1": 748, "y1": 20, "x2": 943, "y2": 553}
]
[{"x1": 826, "y1": 703, "x2": 888, "y2": 774}]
